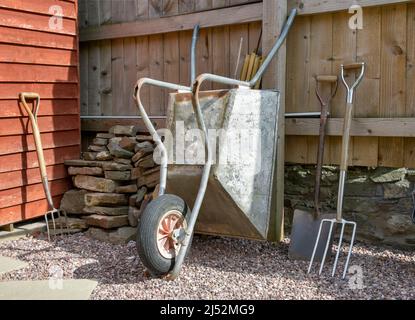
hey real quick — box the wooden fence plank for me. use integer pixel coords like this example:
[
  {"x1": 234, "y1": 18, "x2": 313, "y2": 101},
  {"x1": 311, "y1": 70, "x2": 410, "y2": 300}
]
[
  {"x1": 164, "y1": 32, "x2": 180, "y2": 106},
  {"x1": 149, "y1": 34, "x2": 165, "y2": 115},
  {"x1": 100, "y1": 40, "x2": 112, "y2": 116},
  {"x1": 179, "y1": 30, "x2": 192, "y2": 86},
  {"x1": 404, "y1": 3, "x2": 415, "y2": 168},
  {"x1": 378, "y1": 4, "x2": 407, "y2": 167},
  {"x1": 111, "y1": 0, "x2": 125, "y2": 24},
  {"x1": 195, "y1": 0, "x2": 212, "y2": 12},
  {"x1": 78, "y1": 0, "x2": 88, "y2": 28},
  {"x1": 138, "y1": 0, "x2": 150, "y2": 20},
  {"x1": 308, "y1": 13, "x2": 334, "y2": 164},
  {"x1": 124, "y1": 37, "x2": 138, "y2": 115},
  {"x1": 179, "y1": 0, "x2": 195, "y2": 13},
  {"x1": 197, "y1": 27, "x2": 213, "y2": 90},
  {"x1": 353, "y1": 7, "x2": 381, "y2": 167},
  {"x1": 111, "y1": 38, "x2": 125, "y2": 115},
  {"x1": 136, "y1": 36, "x2": 151, "y2": 108},
  {"x1": 100, "y1": 0, "x2": 112, "y2": 25},
  {"x1": 212, "y1": 26, "x2": 230, "y2": 89},
  {"x1": 79, "y1": 42, "x2": 89, "y2": 115},
  {"x1": 289, "y1": 0, "x2": 413, "y2": 15},
  {"x1": 285, "y1": 118, "x2": 415, "y2": 137},
  {"x1": 285, "y1": 16, "x2": 311, "y2": 164},
  {"x1": 79, "y1": 2, "x2": 263, "y2": 41},
  {"x1": 87, "y1": 41, "x2": 101, "y2": 115}
]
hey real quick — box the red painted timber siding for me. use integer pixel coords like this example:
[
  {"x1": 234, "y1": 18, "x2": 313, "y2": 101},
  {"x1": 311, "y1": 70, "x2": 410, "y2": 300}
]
[{"x1": 0, "y1": 0, "x2": 80, "y2": 226}]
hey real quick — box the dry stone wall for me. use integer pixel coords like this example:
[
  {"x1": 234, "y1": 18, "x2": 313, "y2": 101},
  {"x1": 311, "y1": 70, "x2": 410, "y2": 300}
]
[{"x1": 285, "y1": 165, "x2": 415, "y2": 249}]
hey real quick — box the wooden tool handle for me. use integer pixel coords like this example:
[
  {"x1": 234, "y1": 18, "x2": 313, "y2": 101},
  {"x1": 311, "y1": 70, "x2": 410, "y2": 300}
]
[
  {"x1": 342, "y1": 62, "x2": 364, "y2": 70},
  {"x1": 20, "y1": 92, "x2": 40, "y2": 101},
  {"x1": 19, "y1": 93, "x2": 49, "y2": 194},
  {"x1": 316, "y1": 75, "x2": 338, "y2": 83},
  {"x1": 340, "y1": 103, "x2": 354, "y2": 171}
]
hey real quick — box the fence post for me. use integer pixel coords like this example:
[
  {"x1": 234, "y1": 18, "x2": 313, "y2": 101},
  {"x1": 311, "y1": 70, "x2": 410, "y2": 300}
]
[{"x1": 262, "y1": 0, "x2": 288, "y2": 242}]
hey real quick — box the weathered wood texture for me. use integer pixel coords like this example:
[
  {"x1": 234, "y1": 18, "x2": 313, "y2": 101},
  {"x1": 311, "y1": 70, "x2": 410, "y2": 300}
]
[
  {"x1": 79, "y1": 0, "x2": 261, "y2": 117},
  {"x1": 285, "y1": 3, "x2": 415, "y2": 168},
  {"x1": 0, "y1": 0, "x2": 80, "y2": 226},
  {"x1": 79, "y1": 1, "x2": 415, "y2": 168}
]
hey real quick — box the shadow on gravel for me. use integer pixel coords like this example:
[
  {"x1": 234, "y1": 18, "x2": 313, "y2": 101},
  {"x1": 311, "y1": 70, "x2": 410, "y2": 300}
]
[
  {"x1": 47, "y1": 233, "x2": 415, "y2": 291},
  {"x1": 2, "y1": 232, "x2": 413, "y2": 300}
]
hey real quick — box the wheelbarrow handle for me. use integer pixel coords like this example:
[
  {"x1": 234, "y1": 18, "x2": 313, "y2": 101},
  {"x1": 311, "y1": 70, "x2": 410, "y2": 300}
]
[
  {"x1": 133, "y1": 78, "x2": 191, "y2": 196},
  {"x1": 250, "y1": 8, "x2": 297, "y2": 86},
  {"x1": 190, "y1": 24, "x2": 200, "y2": 84}
]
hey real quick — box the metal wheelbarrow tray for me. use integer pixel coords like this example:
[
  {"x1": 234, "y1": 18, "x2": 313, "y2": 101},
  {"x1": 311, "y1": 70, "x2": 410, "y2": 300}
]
[{"x1": 166, "y1": 89, "x2": 280, "y2": 240}]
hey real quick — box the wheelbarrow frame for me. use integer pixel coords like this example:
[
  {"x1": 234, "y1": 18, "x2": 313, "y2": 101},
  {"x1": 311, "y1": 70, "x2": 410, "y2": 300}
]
[{"x1": 133, "y1": 9, "x2": 297, "y2": 279}]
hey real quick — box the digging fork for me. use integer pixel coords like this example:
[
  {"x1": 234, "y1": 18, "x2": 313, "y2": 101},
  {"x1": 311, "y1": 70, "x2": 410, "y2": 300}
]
[
  {"x1": 19, "y1": 92, "x2": 69, "y2": 241},
  {"x1": 307, "y1": 62, "x2": 365, "y2": 279}
]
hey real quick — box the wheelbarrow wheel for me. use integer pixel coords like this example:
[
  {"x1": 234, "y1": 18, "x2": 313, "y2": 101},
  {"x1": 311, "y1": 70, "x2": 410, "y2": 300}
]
[{"x1": 137, "y1": 194, "x2": 192, "y2": 277}]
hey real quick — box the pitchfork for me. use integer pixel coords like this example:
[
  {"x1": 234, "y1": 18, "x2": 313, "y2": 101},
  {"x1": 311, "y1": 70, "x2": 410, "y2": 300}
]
[
  {"x1": 307, "y1": 62, "x2": 365, "y2": 279},
  {"x1": 20, "y1": 92, "x2": 69, "y2": 241}
]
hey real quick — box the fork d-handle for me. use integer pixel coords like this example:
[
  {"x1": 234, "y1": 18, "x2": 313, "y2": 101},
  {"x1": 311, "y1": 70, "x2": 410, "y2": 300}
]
[
  {"x1": 337, "y1": 63, "x2": 365, "y2": 221},
  {"x1": 19, "y1": 93, "x2": 55, "y2": 210}
]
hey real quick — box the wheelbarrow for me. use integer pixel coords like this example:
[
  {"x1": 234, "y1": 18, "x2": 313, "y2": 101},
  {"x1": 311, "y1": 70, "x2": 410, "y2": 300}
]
[{"x1": 133, "y1": 9, "x2": 297, "y2": 279}]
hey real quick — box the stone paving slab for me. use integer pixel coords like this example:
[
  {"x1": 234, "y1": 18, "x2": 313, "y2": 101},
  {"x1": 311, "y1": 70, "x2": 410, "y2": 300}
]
[
  {"x1": 0, "y1": 256, "x2": 28, "y2": 275},
  {"x1": 0, "y1": 280, "x2": 98, "y2": 300}
]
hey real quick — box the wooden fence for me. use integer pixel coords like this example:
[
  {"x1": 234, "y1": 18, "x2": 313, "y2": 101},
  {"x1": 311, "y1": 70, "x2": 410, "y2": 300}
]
[{"x1": 79, "y1": 0, "x2": 415, "y2": 168}]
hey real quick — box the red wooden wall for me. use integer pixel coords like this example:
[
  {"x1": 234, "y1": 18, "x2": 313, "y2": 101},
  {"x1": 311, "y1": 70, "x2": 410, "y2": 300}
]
[{"x1": 0, "y1": 0, "x2": 80, "y2": 226}]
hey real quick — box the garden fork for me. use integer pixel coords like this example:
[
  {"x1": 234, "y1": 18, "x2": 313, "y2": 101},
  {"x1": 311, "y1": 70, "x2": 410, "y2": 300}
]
[
  {"x1": 307, "y1": 62, "x2": 365, "y2": 279},
  {"x1": 20, "y1": 92, "x2": 69, "y2": 241}
]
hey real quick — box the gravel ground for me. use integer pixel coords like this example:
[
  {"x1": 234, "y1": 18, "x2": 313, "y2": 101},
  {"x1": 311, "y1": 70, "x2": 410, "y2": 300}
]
[{"x1": 0, "y1": 233, "x2": 414, "y2": 300}]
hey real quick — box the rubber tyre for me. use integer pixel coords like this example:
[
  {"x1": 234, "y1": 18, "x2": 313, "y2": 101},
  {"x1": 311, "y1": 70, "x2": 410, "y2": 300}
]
[{"x1": 137, "y1": 194, "x2": 192, "y2": 277}]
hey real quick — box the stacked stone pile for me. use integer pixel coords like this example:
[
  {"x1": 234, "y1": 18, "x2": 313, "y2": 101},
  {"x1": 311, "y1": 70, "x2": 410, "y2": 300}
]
[{"x1": 60, "y1": 125, "x2": 160, "y2": 244}]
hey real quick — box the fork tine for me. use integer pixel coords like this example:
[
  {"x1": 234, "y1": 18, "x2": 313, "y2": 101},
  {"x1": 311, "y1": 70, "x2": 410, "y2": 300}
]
[
  {"x1": 44, "y1": 214, "x2": 51, "y2": 242},
  {"x1": 307, "y1": 219, "x2": 326, "y2": 274},
  {"x1": 332, "y1": 222, "x2": 346, "y2": 277},
  {"x1": 319, "y1": 221, "x2": 334, "y2": 275},
  {"x1": 342, "y1": 221, "x2": 357, "y2": 279}
]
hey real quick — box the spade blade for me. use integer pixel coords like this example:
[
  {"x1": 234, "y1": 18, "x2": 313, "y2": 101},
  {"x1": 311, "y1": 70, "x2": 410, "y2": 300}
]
[{"x1": 288, "y1": 209, "x2": 336, "y2": 261}]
